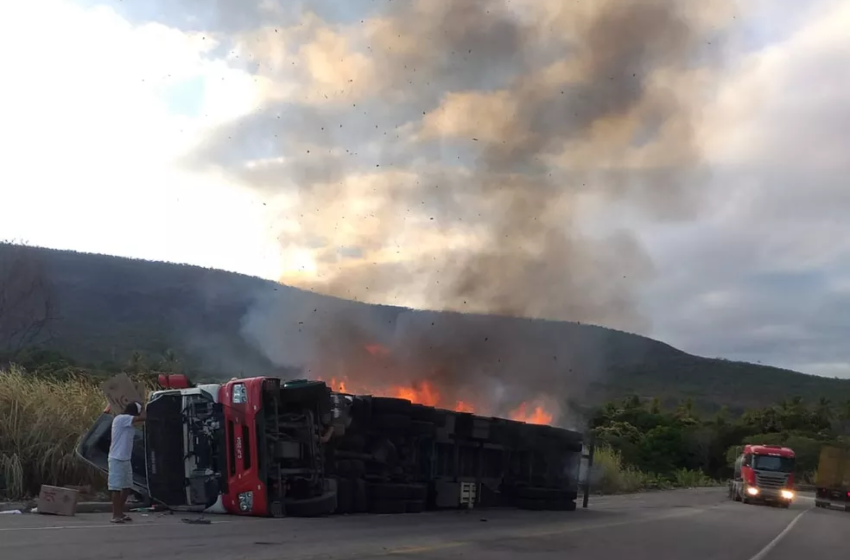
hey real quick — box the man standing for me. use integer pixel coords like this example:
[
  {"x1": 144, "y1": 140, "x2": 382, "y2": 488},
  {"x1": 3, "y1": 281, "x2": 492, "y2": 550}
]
[{"x1": 109, "y1": 401, "x2": 145, "y2": 523}]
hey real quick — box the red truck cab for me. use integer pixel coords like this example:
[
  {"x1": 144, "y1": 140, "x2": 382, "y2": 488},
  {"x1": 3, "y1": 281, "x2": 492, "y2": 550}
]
[
  {"x1": 219, "y1": 377, "x2": 267, "y2": 516},
  {"x1": 146, "y1": 375, "x2": 331, "y2": 517},
  {"x1": 729, "y1": 444, "x2": 795, "y2": 507}
]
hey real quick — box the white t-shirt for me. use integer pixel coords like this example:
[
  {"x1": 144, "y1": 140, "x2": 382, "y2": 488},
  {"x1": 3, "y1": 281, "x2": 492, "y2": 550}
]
[{"x1": 109, "y1": 414, "x2": 136, "y2": 461}]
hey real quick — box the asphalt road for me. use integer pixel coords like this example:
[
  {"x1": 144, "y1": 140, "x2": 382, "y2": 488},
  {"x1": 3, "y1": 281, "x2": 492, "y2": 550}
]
[{"x1": 0, "y1": 488, "x2": 845, "y2": 560}]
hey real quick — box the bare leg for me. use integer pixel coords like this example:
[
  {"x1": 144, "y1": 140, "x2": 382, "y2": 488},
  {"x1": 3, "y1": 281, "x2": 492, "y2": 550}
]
[
  {"x1": 111, "y1": 491, "x2": 123, "y2": 520},
  {"x1": 118, "y1": 489, "x2": 130, "y2": 519}
]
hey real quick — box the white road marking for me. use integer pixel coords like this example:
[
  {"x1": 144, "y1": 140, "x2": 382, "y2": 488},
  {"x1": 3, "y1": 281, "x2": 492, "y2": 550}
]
[
  {"x1": 0, "y1": 521, "x2": 230, "y2": 532},
  {"x1": 747, "y1": 509, "x2": 808, "y2": 560}
]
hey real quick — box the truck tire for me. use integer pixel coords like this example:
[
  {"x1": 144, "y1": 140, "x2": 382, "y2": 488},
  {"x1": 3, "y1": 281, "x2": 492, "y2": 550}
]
[
  {"x1": 410, "y1": 421, "x2": 436, "y2": 437},
  {"x1": 369, "y1": 499, "x2": 408, "y2": 514},
  {"x1": 353, "y1": 479, "x2": 368, "y2": 513},
  {"x1": 336, "y1": 479, "x2": 353, "y2": 514},
  {"x1": 367, "y1": 482, "x2": 409, "y2": 501},
  {"x1": 405, "y1": 500, "x2": 425, "y2": 513},
  {"x1": 285, "y1": 490, "x2": 338, "y2": 517},
  {"x1": 516, "y1": 498, "x2": 548, "y2": 511},
  {"x1": 270, "y1": 500, "x2": 285, "y2": 518},
  {"x1": 406, "y1": 484, "x2": 427, "y2": 501},
  {"x1": 373, "y1": 414, "x2": 411, "y2": 430},
  {"x1": 337, "y1": 459, "x2": 366, "y2": 478},
  {"x1": 280, "y1": 381, "x2": 329, "y2": 405},
  {"x1": 516, "y1": 487, "x2": 571, "y2": 501},
  {"x1": 554, "y1": 500, "x2": 577, "y2": 511},
  {"x1": 410, "y1": 404, "x2": 436, "y2": 423},
  {"x1": 372, "y1": 397, "x2": 412, "y2": 415}
]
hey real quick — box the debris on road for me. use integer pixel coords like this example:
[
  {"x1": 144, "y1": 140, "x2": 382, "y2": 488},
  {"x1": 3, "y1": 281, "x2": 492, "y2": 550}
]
[
  {"x1": 37, "y1": 485, "x2": 79, "y2": 516},
  {"x1": 181, "y1": 518, "x2": 211, "y2": 525}
]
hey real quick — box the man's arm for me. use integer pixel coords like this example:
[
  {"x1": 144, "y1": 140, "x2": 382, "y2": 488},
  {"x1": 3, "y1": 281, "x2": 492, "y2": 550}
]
[{"x1": 131, "y1": 407, "x2": 146, "y2": 424}]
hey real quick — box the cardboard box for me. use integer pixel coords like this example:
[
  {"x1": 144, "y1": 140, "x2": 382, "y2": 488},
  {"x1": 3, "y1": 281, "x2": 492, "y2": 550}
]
[
  {"x1": 37, "y1": 485, "x2": 79, "y2": 516},
  {"x1": 100, "y1": 373, "x2": 145, "y2": 415}
]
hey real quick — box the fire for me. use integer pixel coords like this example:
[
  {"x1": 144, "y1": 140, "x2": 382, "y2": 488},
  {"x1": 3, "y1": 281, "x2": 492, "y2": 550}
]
[
  {"x1": 392, "y1": 381, "x2": 440, "y2": 407},
  {"x1": 317, "y1": 344, "x2": 555, "y2": 423},
  {"x1": 509, "y1": 402, "x2": 554, "y2": 425},
  {"x1": 364, "y1": 343, "x2": 390, "y2": 357},
  {"x1": 327, "y1": 378, "x2": 349, "y2": 393},
  {"x1": 455, "y1": 400, "x2": 475, "y2": 413}
]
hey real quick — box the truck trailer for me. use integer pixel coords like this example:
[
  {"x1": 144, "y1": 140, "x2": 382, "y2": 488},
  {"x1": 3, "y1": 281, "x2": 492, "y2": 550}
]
[
  {"x1": 727, "y1": 444, "x2": 795, "y2": 507},
  {"x1": 77, "y1": 374, "x2": 583, "y2": 517},
  {"x1": 814, "y1": 445, "x2": 850, "y2": 511}
]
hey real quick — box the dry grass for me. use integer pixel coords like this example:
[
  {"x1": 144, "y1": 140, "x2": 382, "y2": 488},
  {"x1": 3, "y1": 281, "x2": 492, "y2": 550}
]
[{"x1": 0, "y1": 365, "x2": 106, "y2": 499}]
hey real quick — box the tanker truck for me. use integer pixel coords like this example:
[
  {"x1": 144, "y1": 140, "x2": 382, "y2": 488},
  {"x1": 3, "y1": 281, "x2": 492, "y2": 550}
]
[
  {"x1": 727, "y1": 444, "x2": 796, "y2": 507},
  {"x1": 77, "y1": 374, "x2": 583, "y2": 517}
]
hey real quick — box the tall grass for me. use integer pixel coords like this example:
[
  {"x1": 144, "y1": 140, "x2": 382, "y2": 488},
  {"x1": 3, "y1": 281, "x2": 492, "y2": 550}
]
[
  {"x1": 591, "y1": 445, "x2": 657, "y2": 494},
  {"x1": 0, "y1": 366, "x2": 105, "y2": 500},
  {"x1": 590, "y1": 445, "x2": 718, "y2": 494}
]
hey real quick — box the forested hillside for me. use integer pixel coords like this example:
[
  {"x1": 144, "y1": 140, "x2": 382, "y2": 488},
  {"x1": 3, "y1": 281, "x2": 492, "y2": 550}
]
[{"x1": 3, "y1": 242, "x2": 850, "y2": 411}]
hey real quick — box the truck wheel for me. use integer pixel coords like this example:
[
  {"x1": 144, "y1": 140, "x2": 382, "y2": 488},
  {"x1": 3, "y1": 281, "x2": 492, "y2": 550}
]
[
  {"x1": 373, "y1": 414, "x2": 411, "y2": 430},
  {"x1": 285, "y1": 490, "x2": 338, "y2": 517},
  {"x1": 372, "y1": 397, "x2": 412, "y2": 415},
  {"x1": 337, "y1": 459, "x2": 366, "y2": 478},
  {"x1": 336, "y1": 479, "x2": 353, "y2": 514},
  {"x1": 517, "y1": 487, "x2": 571, "y2": 501},
  {"x1": 406, "y1": 484, "x2": 427, "y2": 501},
  {"x1": 405, "y1": 500, "x2": 425, "y2": 513},
  {"x1": 555, "y1": 500, "x2": 577, "y2": 511},
  {"x1": 410, "y1": 404, "x2": 436, "y2": 423},
  {"x1": 367, "y1": 482, "x2": 409, "y2": 501},
  {"x1": 516, "y1": 498, "x2": 548, "y2": 510},
  {"x1": 410, "y1": 421, "x2": 436, "y2": 437},
  {"x1": 353, "y1": 479, "x2": 368, "y2": 513},
  {"x1": 369, "y1": 499, "x2": 407, "y2": 514},
  {"x1": 280, "y1": 381, "x2": 329, "y2": 405},
  {"x1": 270, "y1": 501, "x2": 285, "y2": 518}
]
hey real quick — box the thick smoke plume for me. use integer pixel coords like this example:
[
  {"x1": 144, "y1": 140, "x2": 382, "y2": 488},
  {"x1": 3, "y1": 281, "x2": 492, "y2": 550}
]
[{"x1": 196, "y1": 0, "x2": 739, "y2": 425}]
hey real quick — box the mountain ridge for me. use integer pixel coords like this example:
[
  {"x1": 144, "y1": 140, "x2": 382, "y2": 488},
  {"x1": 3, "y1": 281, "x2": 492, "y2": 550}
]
[{"x1": 2, "y1": 242, "x2": 849, "y2": 412}]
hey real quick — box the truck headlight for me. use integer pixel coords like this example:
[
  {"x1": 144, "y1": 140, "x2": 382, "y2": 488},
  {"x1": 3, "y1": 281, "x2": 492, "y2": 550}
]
[
  {"x1": 747, "y1": 486, "x2": 759, "y2": 496},
  {"x1": 232, "y1": 383, "x2": 247, "y2": 404},
  {"x1": 781, "y1": 490, "x2": 794, "y2": 500},
  {"x1": 238, "y1": 491, "x2": 253, "y2": 512}
]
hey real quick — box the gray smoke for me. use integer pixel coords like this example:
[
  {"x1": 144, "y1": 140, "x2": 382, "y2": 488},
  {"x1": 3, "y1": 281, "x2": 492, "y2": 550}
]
[{"x1": 196, "y1": 0, "x2": 740, "y2": 424}]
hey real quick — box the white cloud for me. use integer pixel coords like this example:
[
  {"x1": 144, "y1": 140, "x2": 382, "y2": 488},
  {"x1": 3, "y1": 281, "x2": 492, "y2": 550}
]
[
  {"x1": 636, "y1": 0, "x2": 850, "y2": 376},
  {"x1": 0, "y1": 0, "x2": 281, "y2": 279}
]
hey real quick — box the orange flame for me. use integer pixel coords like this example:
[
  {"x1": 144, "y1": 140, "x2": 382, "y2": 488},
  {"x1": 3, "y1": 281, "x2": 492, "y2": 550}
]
[
  {"x1": 364, "y1": 343, "x2": 390, "y2": 357},
  {"x1": 455, "y1": 400, "x2": 475, "y2": 413},
  {"x1": 316, "y1": 345, "x2": 555, "y2": 422},
  {"x1": 509, "y1": 402, "x2": 554, "y2": 425},
  {"x1": 392, "y1": 380, "x2": 440, "y2": 407}
]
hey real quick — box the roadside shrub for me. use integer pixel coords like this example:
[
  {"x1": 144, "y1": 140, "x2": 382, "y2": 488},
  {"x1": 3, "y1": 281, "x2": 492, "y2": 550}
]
[
  {"x1": 671, "y1": 468, "x2": 716, "y2": 488},
  {"x1": 592, "y1": 445, "x2": 656, "y2": 494}
]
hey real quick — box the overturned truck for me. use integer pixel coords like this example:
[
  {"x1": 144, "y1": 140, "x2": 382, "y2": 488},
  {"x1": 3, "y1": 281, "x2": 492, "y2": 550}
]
[{"x1": 77, "y1": 375, "x2": 583, "y2": 517}]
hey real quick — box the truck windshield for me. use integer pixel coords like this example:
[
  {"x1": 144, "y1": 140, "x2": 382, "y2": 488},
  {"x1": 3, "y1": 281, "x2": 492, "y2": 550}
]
[{"x1": 753, "y1": 455, "x2": 794, "y2": 472}]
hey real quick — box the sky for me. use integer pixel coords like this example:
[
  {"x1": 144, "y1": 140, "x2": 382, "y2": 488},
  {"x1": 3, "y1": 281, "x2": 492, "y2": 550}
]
[{"x1": 1, "y1": 0, "x2": 849, "y2": 378}]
